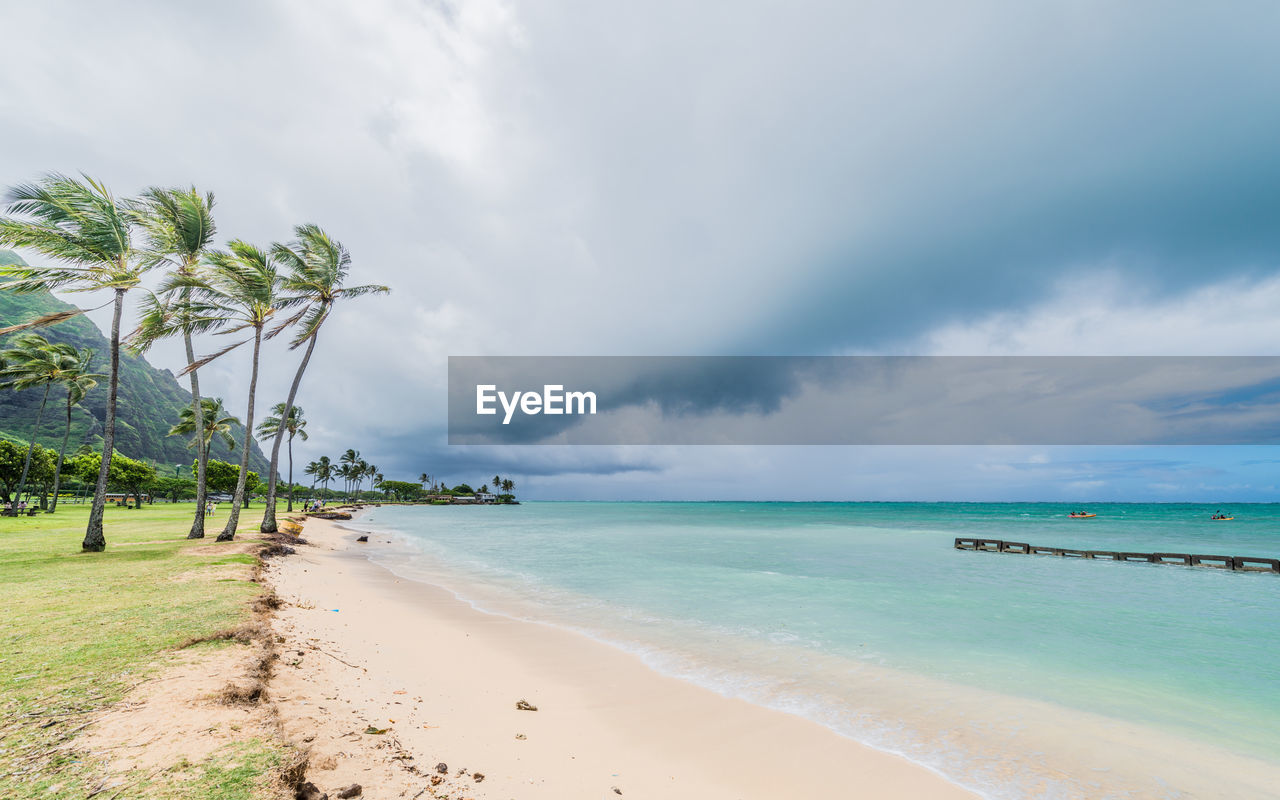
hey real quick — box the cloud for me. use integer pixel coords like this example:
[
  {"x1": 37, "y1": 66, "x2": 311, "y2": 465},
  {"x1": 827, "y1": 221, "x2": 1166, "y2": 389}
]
[
  {"x1": 920, "y1": 272, "x2": 1280, "y2": 357},
  {"x1": 2, "y1": 1, "x2": 1280, "y2": 496}
]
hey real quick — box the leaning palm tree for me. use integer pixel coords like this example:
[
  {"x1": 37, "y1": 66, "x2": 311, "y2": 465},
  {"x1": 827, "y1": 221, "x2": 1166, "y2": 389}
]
[
  {"x1": 49, "y1": 346, "x2": 102, "y2": 514},
  {"x1": 304, "y1": 459, "x2": 322, "y2": 496},
  {"x1": 313, "y1": 455, "x2": 333, "y2": 498},
  {"x1": 259, "y1": 226, "x2": 389, "y2": 532},
  {"x1": 158, "y1": 241, "x2": 285, "y2": 540},
  {"x1": 337, "y1": 462, "x2": 354, "y2": 500},
  {"x1": 168, "y1": 396, "x2": 239, "y2": 456},
  {"x1": 256, "y1": 403, "x2": 307, "y2": 512},
  {"x1": 132, "y1": 187, "x2": 217, "y2": 538},
  {"x1": 0, "y1": 334, "x2": 70, "y2": 512},
  {"x1": 0, "y1": 174, "x2": 154, "y2": 550}
]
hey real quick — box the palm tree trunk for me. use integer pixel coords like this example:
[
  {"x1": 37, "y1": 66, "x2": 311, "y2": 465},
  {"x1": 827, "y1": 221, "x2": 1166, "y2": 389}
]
[
  {"x1": 286, "y1": 433, "x2": 294, "y2": 512},
  {"x1": 12, "y1": 382, "x2": 51, "y2": 512},
  {"x1": 261, "y1": 330, "x2": 320, "y2": 532},
  {"x1": 48, "y1": 391, "x2": 74, "y2": 514},
  {"x1": 84, "y1": 289, "x2": 125, "y2": 551},
  {"x1": 185, "y1": 325, "x2": 209, "y2": 539},
  {"x1": 218, "y1": 328, "x2": 262, "y2": 542}
]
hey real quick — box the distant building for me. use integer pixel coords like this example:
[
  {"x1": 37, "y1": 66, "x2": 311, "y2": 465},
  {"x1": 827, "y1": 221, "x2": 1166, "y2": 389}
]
[{"x1": 475, "y1": 492, "x2": 497, "y2": 504}]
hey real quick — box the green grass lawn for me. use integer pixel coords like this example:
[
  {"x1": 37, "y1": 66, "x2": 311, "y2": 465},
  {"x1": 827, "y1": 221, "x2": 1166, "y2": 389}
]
[{"x1": 0, "y1": 502, "x2": 289, "y2": 799}]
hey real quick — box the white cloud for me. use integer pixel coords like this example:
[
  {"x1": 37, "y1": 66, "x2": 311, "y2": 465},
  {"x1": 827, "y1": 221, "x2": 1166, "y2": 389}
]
[{"x1": 921, "y1": 271, "x2": 1280, "y2": 356}]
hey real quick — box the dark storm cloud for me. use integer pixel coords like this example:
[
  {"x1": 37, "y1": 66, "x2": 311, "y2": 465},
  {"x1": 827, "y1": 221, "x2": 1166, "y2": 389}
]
[{"x1": 679, "y1": 1, "x2": 1280, "y2": 353}]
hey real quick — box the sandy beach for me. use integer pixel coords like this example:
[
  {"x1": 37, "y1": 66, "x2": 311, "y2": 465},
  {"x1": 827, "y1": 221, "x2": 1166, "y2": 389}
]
[{"x1": 265, "y1": 513, "x2": 979, "y2": 799}]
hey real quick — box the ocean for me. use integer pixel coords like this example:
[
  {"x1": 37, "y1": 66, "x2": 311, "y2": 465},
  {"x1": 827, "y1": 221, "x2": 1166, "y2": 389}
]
[{"x1": 354, "y1": 502, "x2": 1280, "y2": 798}]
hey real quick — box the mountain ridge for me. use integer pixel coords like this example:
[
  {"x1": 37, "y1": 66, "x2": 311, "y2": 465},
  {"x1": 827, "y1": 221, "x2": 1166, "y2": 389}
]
[{"x1": 0, "y1": 249, "x2": 270, "y2": 475}]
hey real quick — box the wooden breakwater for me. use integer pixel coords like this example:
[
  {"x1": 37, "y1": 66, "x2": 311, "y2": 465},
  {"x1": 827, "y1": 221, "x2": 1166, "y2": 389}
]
[{"x1": 954, "y1": 538, "x2": 1280, "y2": 573}]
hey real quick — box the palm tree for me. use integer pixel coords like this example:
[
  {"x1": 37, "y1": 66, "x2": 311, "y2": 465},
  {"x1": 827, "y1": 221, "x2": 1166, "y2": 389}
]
[
  {"x1": 0, "y1": 334, "x2": 73, "y2": 512},
  {"x1": 132, "y1": 186, "x2": 217, "y2": 538},
  {"x1": 256, "y1": 403, "x2": 307, "y2": 512},
  {"x1": 357, "y1": 459, "x2": 371, "y2": 499},
  {"x1": 419, "y1": 473, "x2": 430, "y2": 489},
  {"x1": 502, "y1": 478, "x2": 515, "y2": 495},
  {"x1": 493, "y1": 475, "x2": 501, "y2": 493},
  {"x1": 339, "y1": 449, "x2": 360, "y2": 499},
  {"x1": 49, "y1": 346, "x2": 102, "y2": 514},
  {"x1": 259, "y1": 226, "x2": 389, "y2": 532},
  {"x1": 350, "y1": 460, "x2": 364, "y2": 499},
  {"x1": 163, "y1": 241, "x2": 284, "y2": 540},
  {"x1": 336, "y1": 462, "x2": 354, "y2": 500},
  {"x1": 304, "y1": 459, "x2": 322, "y2": 495},
  {"x1": 0, "y1": 174, "x2": 155, "y2": 550},
  {"x1": 314, "y1": 455, "x2": 333, "y2": 497},
  {"x1": 168, "y1": 396, "x2": 239, "y2": 455}
]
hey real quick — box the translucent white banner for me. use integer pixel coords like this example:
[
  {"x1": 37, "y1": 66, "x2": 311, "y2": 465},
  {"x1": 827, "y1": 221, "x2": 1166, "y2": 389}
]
[{"x1": 448, "y1": 356, "x2": 1280, "y2": 445}]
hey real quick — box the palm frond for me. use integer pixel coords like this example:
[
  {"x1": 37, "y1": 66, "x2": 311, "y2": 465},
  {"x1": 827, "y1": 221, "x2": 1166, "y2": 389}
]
[
  {"x1": 180, "y1": 338, "x2": 247, "y2": 376},
  {"x1": 0, "y1": 174, "x2": 155, "y2": 298},
  {"x1": 337, "y1": 283, "x2": 391, "y2": 299},
  {"x1": 288, "y1": 303, "x2": 330, "y2": 348},
  {"x1": 0, "y1": 309, "x2": 85, "y2": 336},
  {"x1": 132, "y1": 186, "x2": 217, "y2": 269},
  {"x1": 2, "y1": 173, "x2": 131, "y2": 264},
  {"x1": 265, "y1": 306, "x2": 309, "y2": 341},
  {"x1": 268, "y1": 224, "x2": 389, "y2": 348}
]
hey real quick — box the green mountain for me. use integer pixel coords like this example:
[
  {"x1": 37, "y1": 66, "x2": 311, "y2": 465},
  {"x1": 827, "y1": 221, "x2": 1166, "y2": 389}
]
[{"x1": 0, "y1": 250, "x2": 269, "y2": 475}]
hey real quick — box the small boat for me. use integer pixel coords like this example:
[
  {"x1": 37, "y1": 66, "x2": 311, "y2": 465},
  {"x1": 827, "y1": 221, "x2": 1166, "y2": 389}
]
[
  {"x1": 1068, "y1": 513, "x2": 1096, "y2": 518},
  {"x1": 1212, "y1": 516, "x2": 1235, "y2": 521}
]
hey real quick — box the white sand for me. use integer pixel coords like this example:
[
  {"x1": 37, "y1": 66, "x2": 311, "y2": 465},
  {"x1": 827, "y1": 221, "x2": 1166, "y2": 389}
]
[{"x1": 266, "y1": 515, "x2": 979, "y2": 799}]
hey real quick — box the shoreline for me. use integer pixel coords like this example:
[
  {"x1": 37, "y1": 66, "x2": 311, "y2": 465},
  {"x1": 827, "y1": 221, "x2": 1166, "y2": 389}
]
[
  {"x1": 270, "y1": 506, "x2": 1280, "y2": 800},
  {"x1": 267, "y1": 513, "x2": 980, "y2": 799}
]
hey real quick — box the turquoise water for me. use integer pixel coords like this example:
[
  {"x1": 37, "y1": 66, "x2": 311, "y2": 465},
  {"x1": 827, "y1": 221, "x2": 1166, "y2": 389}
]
[{"x1": 357, "y1": 502, "x2": 1280, "y2": 797}]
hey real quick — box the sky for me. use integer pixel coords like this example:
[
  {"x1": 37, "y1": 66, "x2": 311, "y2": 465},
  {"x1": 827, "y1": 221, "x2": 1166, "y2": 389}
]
[{"x1": 2, "y1": 0, "x2": 1280, "y2": 500}]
